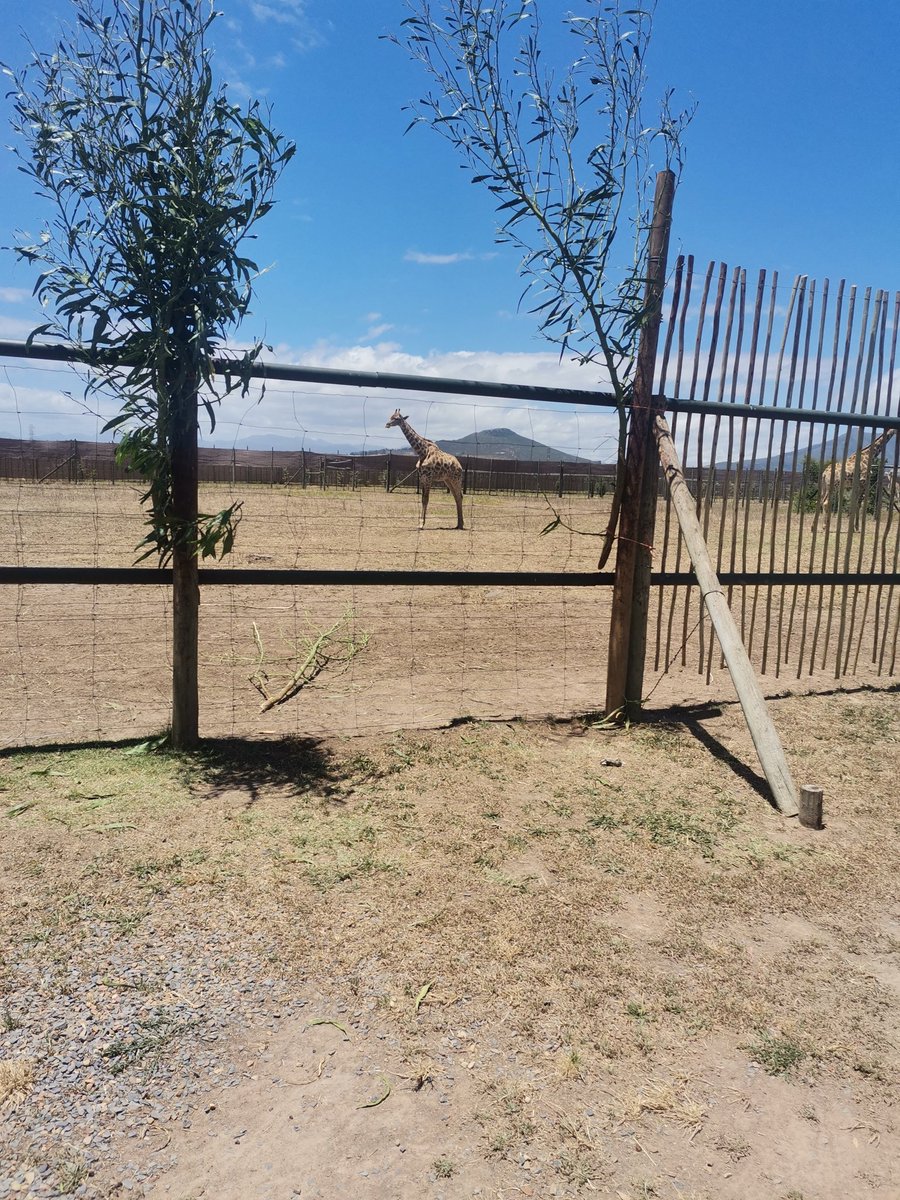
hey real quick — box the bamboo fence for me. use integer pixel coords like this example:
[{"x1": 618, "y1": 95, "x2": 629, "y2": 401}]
[{"x1": 652, "y1": 256, "x2": 900, "y2": 681}]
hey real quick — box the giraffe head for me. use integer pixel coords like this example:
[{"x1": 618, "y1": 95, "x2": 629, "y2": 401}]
[{"x1": 385, "y1": 409, "x2": 408, "y2": 429}]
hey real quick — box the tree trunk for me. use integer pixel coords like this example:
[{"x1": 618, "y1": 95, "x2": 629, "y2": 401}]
[{"x1": 605, "y1": 169, "x2": 675, "y2": 718}]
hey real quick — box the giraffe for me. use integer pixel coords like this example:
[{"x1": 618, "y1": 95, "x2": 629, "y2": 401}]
[
  {"x1": 818, "y1": 428, "x2": 896, "y2": 528},
  {"x1": 385, "y1": 409, "x2": 465, "y2": 529}
]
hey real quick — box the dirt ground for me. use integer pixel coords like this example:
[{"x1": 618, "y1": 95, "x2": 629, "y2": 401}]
[
  {"x1": 1, "y1": 481, "x2": 896, "y2": 747},
  {"x1": 1, "y1": 478, "x2": 898, "y2": 1197},
  {"x1": 2, "y1": 686, "x2": 898, "y2": 1199}
]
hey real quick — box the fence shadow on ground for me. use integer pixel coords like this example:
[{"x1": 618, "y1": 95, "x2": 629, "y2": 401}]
[{"x1": 649, "y1": 704, "x2": 775, "y2": 808}]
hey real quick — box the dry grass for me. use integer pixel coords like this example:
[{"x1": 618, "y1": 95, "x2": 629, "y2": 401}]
[
  {"x1": 2, "y1": 686, "x2": 898, "y2": 1195},
  {"x1": 0, "y1": 1058, "x2": 35, "y2": 1105},
  {"x1": 1, "y1": 673, "x2": 898, "y2": 1199}
]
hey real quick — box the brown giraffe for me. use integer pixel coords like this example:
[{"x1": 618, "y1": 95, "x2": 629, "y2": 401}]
[
  {"x1": 818, "y1": 428, "x2": 896, "y2": 528},
  {"x1": 385, "y1": 409, "x2": 465, "y2": 529}
]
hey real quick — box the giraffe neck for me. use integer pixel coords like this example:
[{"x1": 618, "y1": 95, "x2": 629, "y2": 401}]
[
  {"x1": 858, "y1": 429, "x2": 894, "y2": 466},
  {"x1": 398, "y1": 418, "x2": 433, "y2": 457}
]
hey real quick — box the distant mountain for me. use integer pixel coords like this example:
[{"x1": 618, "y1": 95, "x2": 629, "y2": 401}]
[
  {"x1": 416, "y1": 427, "x2": 590, "y2": 463},
  {"x1": 716, "y1": 427, "x2": 896, "y2": 472},
  {"x1": 232, "y1": 422, "x2": 595, "y2": 458}
]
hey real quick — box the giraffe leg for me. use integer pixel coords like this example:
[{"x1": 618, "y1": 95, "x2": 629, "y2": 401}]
[
  {"x1": 449, "y1": 476, "x2": 464, "y2": 529},
  {"x1": 420, "y1": 479, "x2": 431, "y2": 528}
]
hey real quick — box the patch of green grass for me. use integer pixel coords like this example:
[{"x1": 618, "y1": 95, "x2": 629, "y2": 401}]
[
  {"x1": 56, "y1": 1160, "x2": 87, "y2": 1195},
  {"x1": 744, "y1": 1032, "x2": 806, "y2": 1075},
  {"x1": 432, "y1": 1157, "x2": 456, "y2": 1179},
  {"x1": 1, "y1": 1006, "x2": 22, "y2": 1032},
  {"x1": 587, "y1": 794, "x2": 736, "y2": 858},
  {"x1": 101, "y1": 1012, "x2": 194, "y2": 1075},
  {"x1": 104, "y1": 907, "x2": 148, "y2": 936},
  {"x1": 625, "y1": 1001, "x2": 652, "y2": 1023},
  {"x1": 130, "y1": 849, "x2": 208, "y2": 886}
]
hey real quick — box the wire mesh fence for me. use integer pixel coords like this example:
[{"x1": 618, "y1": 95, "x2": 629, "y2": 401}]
[{"x1": 2, "y1": 251, "x2": 899, "y2": 751}]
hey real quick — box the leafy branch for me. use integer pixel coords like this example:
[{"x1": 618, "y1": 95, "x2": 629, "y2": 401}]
[
  {"x1": 390, "y1": 0, "x2": 693, "y2": 564},
  {"x1": 3, "y1": 0, "x2": 295, "y2": 564},
  {"x1": 249, "y1": 609, "x2": 371, "y2": 713}
]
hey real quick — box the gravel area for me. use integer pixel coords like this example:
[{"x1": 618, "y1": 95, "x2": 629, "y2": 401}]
[{"x1": 1, "y1": 910, "x2": 302, "y2": 1199}]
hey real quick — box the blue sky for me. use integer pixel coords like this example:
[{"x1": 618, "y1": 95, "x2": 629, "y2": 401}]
[{"x1": 1, "y1": 0, "x2": 898, "y2": 452}]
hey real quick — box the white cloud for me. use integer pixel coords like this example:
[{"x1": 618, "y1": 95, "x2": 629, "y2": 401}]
[
  {"x1": 201, "y1": 338, "x2": 621, "y2": 458},
  {"x1": 0, "y1": 315, "x2": 41, "y2": 338},
  {"x1": 0, "y1": 335, "x2": 620, "y2": 453},
  {"x1": 0, "y1": 287, "x2": 31, "y2": 304},
  {"x1": 247, "y1": 0, "x2": 306, "y2": 25},
  {"x1": 405, "y1": 251, "x2": 474, "y2": 266},
  {"x1": 405, "y1": 250, "x2": 499, "y2": 266}
]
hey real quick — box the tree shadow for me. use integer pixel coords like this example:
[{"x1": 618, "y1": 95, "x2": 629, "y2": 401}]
[
  {"x1": 2, "y1": 733, "x2": 345, "y2": 809},
  {"x1": 185, "y1": 736, "x2": 344, "y2": 807}
]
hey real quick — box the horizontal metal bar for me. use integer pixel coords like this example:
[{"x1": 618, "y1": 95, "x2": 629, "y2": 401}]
[
  {"x1": 0, "y1": 339, "x2": 619, "y2": 410},
  {"x1": 3, "y1": 339, "x2": 899, "y2": 428},
  {"x1": 1, "y1": 566, "x2": 896, "y2": 588}
]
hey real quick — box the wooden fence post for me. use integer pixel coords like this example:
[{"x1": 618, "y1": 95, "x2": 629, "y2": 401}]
[
  {"x1": 605, "y1": 169, "x2": 676, "y2": 719},
  {"x1": 170, "y1": 371, "x2": 200, "y2": 750}
]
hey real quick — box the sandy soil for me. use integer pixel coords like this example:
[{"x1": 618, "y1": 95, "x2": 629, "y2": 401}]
[{"x1": 1, "y1": 482, "x2": 896, "y2": 748}]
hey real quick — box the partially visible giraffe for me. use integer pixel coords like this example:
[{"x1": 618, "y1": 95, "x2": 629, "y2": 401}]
[
  {"x1": 385, "y1": 409, "x2": 465, "y2": 529},
  {"x1": 818, "y1": 428, "x2": 896, "y2": 528}
]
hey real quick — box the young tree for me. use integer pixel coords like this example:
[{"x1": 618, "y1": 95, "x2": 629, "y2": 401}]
[
  {"x1": 392, "y1": 0, "x2": 691, "y2": 564},
  {"x1": 4, "y1": 0, "x2": 295, "y2": 746}
]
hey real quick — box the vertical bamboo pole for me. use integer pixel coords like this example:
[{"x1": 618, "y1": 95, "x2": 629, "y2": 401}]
[
  {"x1": 606, "y1": 168, "x2": 675, "y2": 718},
  {"x1": 654, "y1": 413, "x2": 799, "y2": 816}
]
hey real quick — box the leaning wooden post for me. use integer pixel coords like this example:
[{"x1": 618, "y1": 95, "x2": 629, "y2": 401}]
[
  {"x1": 654, "y1": 413, "x2": 799, "y2": 817},
  {"x1": 605, "y1": 169, "x2": 675, "y2": 719}
]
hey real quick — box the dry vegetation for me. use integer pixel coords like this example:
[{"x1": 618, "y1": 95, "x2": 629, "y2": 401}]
[{"x1": 2, "y1": 686, "x2": 898, "y2": 1197}]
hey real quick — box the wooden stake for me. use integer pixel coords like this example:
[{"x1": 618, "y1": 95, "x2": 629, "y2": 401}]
[
  {"x1": 653, "y1": 413, "x2": 800, "y2": 817},
  {"x1": 170, "y1": 388, "x2": 200, "y2": 750},
  {"x1": 798, "y1": 785, "x2": 824, "y2": 829}
]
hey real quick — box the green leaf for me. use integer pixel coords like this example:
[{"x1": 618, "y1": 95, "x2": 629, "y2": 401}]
[{"x1": 413, "y1": 981, "x2": 435, "y2": 1014}]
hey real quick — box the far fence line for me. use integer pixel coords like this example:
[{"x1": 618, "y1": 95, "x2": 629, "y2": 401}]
[
  {"x1": 0, "y1": 435, "x2": 852, "y2": 502},
  {"x1": 0, "y1": 436, "x2": 616, "y2": 496}
]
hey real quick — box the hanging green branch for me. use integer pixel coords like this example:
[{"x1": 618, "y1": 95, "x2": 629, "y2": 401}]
[
  {"x1": 390, "y1": 0, "x2": 693, "y2": 565},
  {"x1": 3, "y1": 0, "x2": 295, "y2": 564}
]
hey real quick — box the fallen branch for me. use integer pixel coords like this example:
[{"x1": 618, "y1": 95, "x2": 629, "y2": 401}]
[{"x1": 249, "y1": 607, "x2": 370, "y2": 712}]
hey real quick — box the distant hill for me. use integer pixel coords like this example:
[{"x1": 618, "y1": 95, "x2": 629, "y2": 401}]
[
  {"x1": 363, "y1": 427, "x2": 589, "y2": 463},
  {"x1": 716, "y1": 427, "x2": 896, "y2": 472},
  {"x1": 227, "y1": 428, "x2": 589, "y2": 461}
]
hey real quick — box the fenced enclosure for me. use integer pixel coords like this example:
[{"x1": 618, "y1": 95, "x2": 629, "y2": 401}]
[
  {"x1": 1, "y1": 253, "x2": 899, "y2": 750},
  {"x1": 0, "y1": 436, "x2": 616, "y2": 497},
  {"x1": 650, "y1": 256, "x2": 900, "y2": 682}
]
